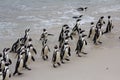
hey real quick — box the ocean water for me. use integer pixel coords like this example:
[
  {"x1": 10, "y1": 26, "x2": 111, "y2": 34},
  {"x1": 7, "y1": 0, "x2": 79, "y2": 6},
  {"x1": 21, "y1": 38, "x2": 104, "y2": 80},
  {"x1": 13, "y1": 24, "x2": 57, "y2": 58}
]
[{"x1": 0, "y1": 0, "x2": 120, "y2": 39}]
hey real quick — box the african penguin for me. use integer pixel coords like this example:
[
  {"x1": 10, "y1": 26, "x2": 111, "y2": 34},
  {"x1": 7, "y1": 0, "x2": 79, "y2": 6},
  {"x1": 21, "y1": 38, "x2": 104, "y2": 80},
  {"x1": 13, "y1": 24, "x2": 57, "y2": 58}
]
[
  {"x1": 23, "y1": 47, "x2": 32, "y2": 70},
  {"x1": 93, "y1": 27, "x2": 103, "y2": 45},
  {"x1": 3, "y1": 48, "x2": 12, "y2": 65},
  {"x1": 60, "y1": 41, "x2": 71, "y2": 63},
  {"x1": 0, "y1": 68, "x2": 3, "y2": 80},
  {"x1": 0, "y1": 53, "x2": 5, "y2": 70},
  {"x1": 72, "y1": 19, "x2": 81, "y2": 35},
  {"x1": 88, "y1": 22, "x2": 96, "y2": 39},
  {"x1": 13, "y1": 52, "x2": 24, "y2": 76},
  {"x1": 104, "y1": 16, "x2": 113, "y2": 34},
  {"x1": 52, "y1": 45, "x2": 61, "y2": 68},
  {"x1": 3, "y1": 63, "x2": 11, "y2": 80},
  {"x1": 41, "y1": 43, "x2": 50, "y2": 60},
  {"x1": 75, "y1": 34, "x2": 87, "y2": 57}
]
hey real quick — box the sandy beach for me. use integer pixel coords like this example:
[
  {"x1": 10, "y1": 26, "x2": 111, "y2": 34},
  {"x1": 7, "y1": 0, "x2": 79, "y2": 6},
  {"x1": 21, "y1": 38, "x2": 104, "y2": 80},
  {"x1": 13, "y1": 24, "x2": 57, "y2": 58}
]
[
  {"x1": 0, "y1": 0, "x2": 120, "y2": 80},
  {"x1": 4, "y1": 18, "x2": 120, "y2": 80}
]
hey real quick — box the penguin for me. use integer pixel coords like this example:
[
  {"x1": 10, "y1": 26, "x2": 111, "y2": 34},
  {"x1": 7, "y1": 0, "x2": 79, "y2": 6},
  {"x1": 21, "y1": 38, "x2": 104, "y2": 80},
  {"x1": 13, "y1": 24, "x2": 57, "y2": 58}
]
[
  {"x1": 61, "y1": 38, "x2": 71, "y2": 63},
  {"x1": 52, "y1": 45, "x2": 61, "y2": 68},
  {"x1": 72, "y1": 15, "x2": 83, "y2": 19},
  {"x1": 0, "y1": 68, "x2": 3, "y2": 80},
  {"x1": 88, "y1": 22, "x2": 96, "y2": 39},
  {"x1": 23, "y1": 47, "x2": 32, "y2": 70},
  {"x1": 96, "y1": 16, "x2": 105, "y2": 29},
  {"x1": 77, "y1": 7, "x2": 88, "y2": 11},
  {"x1": 23, "y1": 28, "x2": 30, "y2": 45},
  {"x1": 93, "y1": 27, "x2": 103, "y2": 45},
  {"x1": 75, "y1": 34, "x2": 87, "y2": 57},
  {"x1": 3, "y1": 48, "x2": 12, "y2": 65},
  {"x1": 60, "y1": 41, "x2": 71, "y2": 63},
  {"x1": 41, "y1": 43, "x2": 50, "y2": 60},
  {"x1": 27, "y1": 39, "x2": 37, "y2": 62},
  {"x1": 58, "y1": 24, "x2": 67, "y2": 48},
  {"x1": 40, "y1": 29, "x2": 48, "y2": 46},
  {"x1": 0, "y1": 53, "x2": 5, "y2": 70},
  {"x1": 71, "y1": 19, "x2": 81, "y2": 35},
  {"x1": 104, "y1": 16, "x2": 114, "y2": 34},
  {"x1": 3, "y1": 63, "x2": 11, "y2": 80},
  {"x1": 10, "y1": 38, "x2": 21, "y2": 53},
  {"x1": 13, "y1": 52, "x2": 24, "y2": 76},
  {"x1": 64, "y1": 26, "x2": 73, "y2": 40}
]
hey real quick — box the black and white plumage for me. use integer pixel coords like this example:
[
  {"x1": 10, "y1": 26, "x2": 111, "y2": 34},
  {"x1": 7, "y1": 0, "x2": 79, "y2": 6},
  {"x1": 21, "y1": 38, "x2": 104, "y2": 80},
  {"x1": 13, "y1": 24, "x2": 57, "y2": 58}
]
[
  {"x1": 104, "y1": 16, "x2": 113, "y2": 34},
  {"x1": 0, "y1": 53, "x2": 5, "y2": 70},
  {"x1": 72, "y1": 15, "x2": 83, "y2": 19},
  {"x1": 23, "y1": 47, "x2": 32, "y2": 70},
  {"x1": 77, "y1": 7, "x2": 88, "y2": 11},
  {"x1": 41, "y1": 44, "x2": 50, "y2": 60},
  {"x1": 13, "y1": 52, "x2": 24, "y2": 76},
  {"x1": 27, "y1": 41, "x2": 37, "y2": 62},
  {"x1": 10, "y1": 38, "x2": 21, "y2": 53},
  {"x1": 75, "y1": 34, "x2": 87, "y2": 57},
  {"x1": 3, "y1": 48, "x2": 12, "y2": 65},
  {"x1": 40, "y1": 29, "x2": 53, "y2": 46},
  {"x1": 52, "y1": 45, "x2": 61, "y2": 68},
  {"x1": 0, "y1": 68, "x2": 3, "y2": 80},
  {"x1": 93, "y1": 27, "x2": 103, "y2": 45},
  {"x1": 58, "y1": 24, "x2": 68, "y2": 48},
  {"x1": 60, "y1": 42, "x2": 71, "y2": 63},
  {"x1": 96, "y1": 16, "x2": 105, "y2": 29},
  {"x1": 88, "y1": 22, "x2": 96, "y2": 39},
  {"x1": 3, "y1": 63, "x2": 11, "y2": 80},
  {"x1": 71, "y1": 19, "x2": 81, "y2": 35}
]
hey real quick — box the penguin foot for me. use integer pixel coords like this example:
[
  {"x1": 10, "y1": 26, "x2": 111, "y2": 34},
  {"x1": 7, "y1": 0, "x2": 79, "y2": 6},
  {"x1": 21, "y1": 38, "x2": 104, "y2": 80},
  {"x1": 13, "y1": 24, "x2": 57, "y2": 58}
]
[
  {"x1": 98, "y1": 41, "x2": 102, "y2": 44},
  {"x1": 78, "y1": 54, "x2": 82, "y2": 57},
  {"x1": 94, "y1": 43, "x2": 98, "y2": 45},
  {"x1": 42, "y1": 56, "x2": 46, "y2": 60},
  {"x1": 81, "y1": 52, "x2": 87, "y2": 55},
  {"x1": 65, "y1": 58, "x2": 70, "y2": 61},
  {"x1": 61, "y1": 61, "x2": 65, "y2": 64},
  {"x1": 57, "y1": 63, "x2": 61, "y2": 66},
  {"x1": 18, "y1": 72, "x2": 23, "y2": 75},
  {"x1": 25, "y1": 66, "x2": 31, "y2": 70},
  {"x1": 53, "y1": 64, "x2": 57, "y2": 68},
  {"x1": 13, "y1": 72, "x2": 16, "y2": 76},
  {"x1": 9, "y1": 74, "x2": 11, "y2": 78}
]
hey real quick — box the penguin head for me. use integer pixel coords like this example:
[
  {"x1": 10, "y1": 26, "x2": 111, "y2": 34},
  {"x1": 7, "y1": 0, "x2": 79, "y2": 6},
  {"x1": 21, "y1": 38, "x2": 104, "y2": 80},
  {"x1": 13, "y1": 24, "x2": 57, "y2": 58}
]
[
  {"x1": 85, "y1": 7, "x2": 88, "y2": 10},
  {"x1": 54, "y1": 45, "x2": 58, "y2": 49},
  {"x1": 62, "y1": 24, "x2": 68, "y2": 30},
  {"x1": 76, "y1": 19, "x2": 81, "y2": 25},
  {"x1": 76, "y1": 19, "x2": 81, "y2": 22},
  {"x1": 108, "y1": 16, "x2": 111, "y2": 19},
  {"x1": 6, "y1": 48, "x2": 10, "y2": 52},
  {"x1": 28, "y1": 38, "x2": 32, "y2": 42},
  {"x1": 101, "y1": 16, "x2": 104, "y2": 19},
  {"x1": 91, "y1": 22, "x2": 94, "y2": 25},
  {"x1": 5, "y1": 62, "x2": 10, "y2": 66},
  {"x1": 25, "y1": 29, "x2": 30, "y2": 35},
  {"x1": 64, "y1": 42, "x2": 68, "y2": 45},
  {"x1": 43, "y1": 28, "x2": 46, "y2": 32}
]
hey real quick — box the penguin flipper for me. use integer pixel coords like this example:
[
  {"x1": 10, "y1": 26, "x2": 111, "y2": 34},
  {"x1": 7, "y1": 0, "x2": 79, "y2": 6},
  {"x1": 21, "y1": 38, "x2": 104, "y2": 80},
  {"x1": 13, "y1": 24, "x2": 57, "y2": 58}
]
[
  {"x1": 52, "y1": 53, "x2": 56, "y2": 62},
  {"x1": 88, "y1": 28, "x2": 92, "y2": 38},
  {"x1": 33, "y1": 48, "x2": 37, "y2": 54}
]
